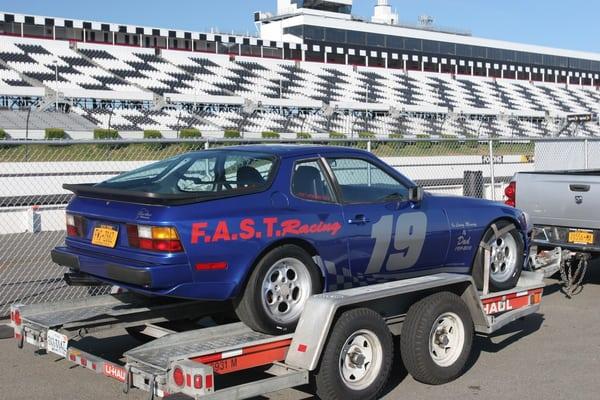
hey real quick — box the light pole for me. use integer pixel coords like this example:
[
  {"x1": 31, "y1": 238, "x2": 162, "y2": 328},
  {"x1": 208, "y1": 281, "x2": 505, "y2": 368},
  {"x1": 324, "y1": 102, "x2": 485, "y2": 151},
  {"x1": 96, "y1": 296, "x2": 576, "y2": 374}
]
[
  {"x1": 52, "y1": 60, "x2": 58, "y2": 110},
  {"x1": 364, "y1": 83, "x2": 370, "y2": 133}
]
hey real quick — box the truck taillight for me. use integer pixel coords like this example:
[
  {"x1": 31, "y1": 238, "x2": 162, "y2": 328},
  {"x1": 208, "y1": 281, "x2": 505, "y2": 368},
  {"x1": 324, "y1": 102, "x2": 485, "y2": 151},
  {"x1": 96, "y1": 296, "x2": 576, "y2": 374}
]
[
  {"x1": 504, "y1": 181, "x2": 516, "y2": 207},
  {"x1": 127, "y1": 224, "x2": 183, "y2": 253},
  {"x1": 11, "y1": 309, "x2": 21, "y2": 326},
  {"x1": 66, "y1": 214, "x2": 86, "y2": 237}
]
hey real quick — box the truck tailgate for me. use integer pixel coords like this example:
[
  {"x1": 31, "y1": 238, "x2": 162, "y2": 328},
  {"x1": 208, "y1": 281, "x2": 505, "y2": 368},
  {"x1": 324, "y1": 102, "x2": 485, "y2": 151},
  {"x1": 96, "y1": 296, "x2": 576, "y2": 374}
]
[{"x1": 516, "y1": 172, "x2": 600, "y2": 230}]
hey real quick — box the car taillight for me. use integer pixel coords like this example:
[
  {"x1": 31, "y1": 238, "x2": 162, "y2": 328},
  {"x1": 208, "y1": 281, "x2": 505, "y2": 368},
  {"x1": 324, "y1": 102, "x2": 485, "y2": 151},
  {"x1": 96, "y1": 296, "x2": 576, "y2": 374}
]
[
  {"x1": 66, "y1": 214, "x2": 86, "y2": 237},
  {"x1": 127, "y1": 224, "x2": 183, "y2": 252},
  {"x1": 504, "y1": 181, "x2": 516, "y2": 207}
]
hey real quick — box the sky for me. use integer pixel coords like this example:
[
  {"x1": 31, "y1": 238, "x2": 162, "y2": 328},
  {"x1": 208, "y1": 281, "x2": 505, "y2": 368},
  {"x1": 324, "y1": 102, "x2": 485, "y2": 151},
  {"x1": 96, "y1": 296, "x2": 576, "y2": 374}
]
[{"x1": 0, "y1": 0, "x2": 598, "y2": 53}]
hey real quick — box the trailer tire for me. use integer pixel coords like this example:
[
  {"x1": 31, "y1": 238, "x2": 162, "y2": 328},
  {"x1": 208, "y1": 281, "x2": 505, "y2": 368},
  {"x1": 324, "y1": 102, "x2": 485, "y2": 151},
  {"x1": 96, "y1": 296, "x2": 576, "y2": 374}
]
[
  {"x1": 473, "y1": 221, "x2": 524, "y2": 291},
  {"x1": 314, "y1": 308, "x2": 393, "y2": 400},
  {"x1": 400, "y1": 292, "x2": 473, "y2": 385},
  {"x1": 234, "y1": 244, "x2": 322, "y2": 334}
]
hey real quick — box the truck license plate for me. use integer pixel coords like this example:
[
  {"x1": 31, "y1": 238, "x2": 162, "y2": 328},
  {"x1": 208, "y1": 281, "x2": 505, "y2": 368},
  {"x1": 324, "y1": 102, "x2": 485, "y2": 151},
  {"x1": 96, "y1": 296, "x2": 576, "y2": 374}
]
[
  {"x1": 92, "y1": 225, "x2": 118, "y2": 248},
  {"x1": 568, "y1": 230, "x2": 594, "y2": 245},
  {"x1": 46, "y1": 329, "x2": 68, "y2": 358}
]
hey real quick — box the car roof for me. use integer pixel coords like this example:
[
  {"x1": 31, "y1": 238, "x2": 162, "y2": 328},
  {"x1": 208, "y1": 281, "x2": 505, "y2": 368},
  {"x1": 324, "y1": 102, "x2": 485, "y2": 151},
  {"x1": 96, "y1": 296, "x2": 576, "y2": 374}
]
[{"x1": 207, "y1": 144, "x2": 369, "y2": 158}]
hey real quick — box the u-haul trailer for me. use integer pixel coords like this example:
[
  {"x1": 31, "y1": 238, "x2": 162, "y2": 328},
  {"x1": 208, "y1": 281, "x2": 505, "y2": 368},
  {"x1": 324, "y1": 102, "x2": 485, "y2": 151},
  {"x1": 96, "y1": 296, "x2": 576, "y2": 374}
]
[{"x1": 10, "y1": 251, "x2": 553, "y2": 400}]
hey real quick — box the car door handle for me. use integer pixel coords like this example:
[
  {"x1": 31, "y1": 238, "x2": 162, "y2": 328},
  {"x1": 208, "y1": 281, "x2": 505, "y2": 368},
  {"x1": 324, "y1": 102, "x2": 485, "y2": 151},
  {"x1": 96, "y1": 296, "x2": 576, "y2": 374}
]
[
  {"x1": 570, "y1": 184, "x2": 590, "y2": 192},
  {"x1": 348, "y1": 215, "x2": 371, "y2": 225}
]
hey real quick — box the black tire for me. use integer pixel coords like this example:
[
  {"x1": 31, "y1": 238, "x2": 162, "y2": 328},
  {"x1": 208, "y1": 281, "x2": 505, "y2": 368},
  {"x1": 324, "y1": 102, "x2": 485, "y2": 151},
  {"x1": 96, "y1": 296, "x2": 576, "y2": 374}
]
[
  {"x1": 472, "y1": 220, "x2": 524, "y2": 291},
  {"x1": 234, "y1": 244, "x2": 322, "y2": 334},
  {"x1": 314, "y1": 308, "x2": 393, "y2": 400},
  {"x1": 400, "y1": 292, "x2": 474, "y2": 385}
]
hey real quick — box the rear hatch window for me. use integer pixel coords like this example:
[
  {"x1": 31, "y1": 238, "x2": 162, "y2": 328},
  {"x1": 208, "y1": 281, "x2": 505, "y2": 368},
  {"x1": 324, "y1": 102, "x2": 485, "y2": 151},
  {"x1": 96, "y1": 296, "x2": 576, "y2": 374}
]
[{"x1": 66, "y1": 150, "x2": 278, "y2": 205}]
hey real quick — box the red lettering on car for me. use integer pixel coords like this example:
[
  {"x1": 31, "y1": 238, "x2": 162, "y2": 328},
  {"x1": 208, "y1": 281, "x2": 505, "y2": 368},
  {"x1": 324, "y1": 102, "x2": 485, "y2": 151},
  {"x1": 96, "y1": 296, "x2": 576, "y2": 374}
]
[
  {"x1": 212, "y1": 220, "x2": 231, "y2": 242},
  {"x1": 239, "y1": 218, "x2": 256, "y2": 240},
  {"x1": 281, "y1": 219, "x2": 301, "y2": 235},
  {"x1": 263, "y1": 217, "x2": 278, "y2": 238},
  {"x1": 191, "y1": 222, "x2": 209, "y2": 244}
]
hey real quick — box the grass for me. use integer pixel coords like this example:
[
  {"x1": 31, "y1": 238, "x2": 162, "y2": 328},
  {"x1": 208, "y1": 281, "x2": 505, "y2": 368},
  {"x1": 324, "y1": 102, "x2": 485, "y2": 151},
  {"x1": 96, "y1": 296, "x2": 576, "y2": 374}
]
[{"x1": 0, "y1": 141, "x2": 534, "y2": 162}]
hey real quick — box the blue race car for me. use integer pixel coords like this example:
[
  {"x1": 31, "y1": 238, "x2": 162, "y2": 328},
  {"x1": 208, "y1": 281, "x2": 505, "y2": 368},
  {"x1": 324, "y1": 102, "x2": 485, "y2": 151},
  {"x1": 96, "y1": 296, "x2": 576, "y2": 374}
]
[{"x1": 52, "y1": 145, "x2": 529, "y2": 334}]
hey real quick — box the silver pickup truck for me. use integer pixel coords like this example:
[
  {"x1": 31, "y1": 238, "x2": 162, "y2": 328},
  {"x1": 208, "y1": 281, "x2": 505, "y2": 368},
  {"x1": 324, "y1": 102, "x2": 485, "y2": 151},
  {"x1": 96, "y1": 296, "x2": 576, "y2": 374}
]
[{"x1": 506, "y1": 170, "x2": 600, "y2": 254}]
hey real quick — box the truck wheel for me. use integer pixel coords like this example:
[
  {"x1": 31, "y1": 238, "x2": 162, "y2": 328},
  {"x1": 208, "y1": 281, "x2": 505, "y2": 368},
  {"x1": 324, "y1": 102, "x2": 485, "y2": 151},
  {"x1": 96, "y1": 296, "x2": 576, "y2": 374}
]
[
  {"x1": 400, "y1": 292, "x2": 474, "y2": 385},
  {"x1": 234, "y1": 245, "x2": 322, "y2": 334},
  {"x1": 314, "y1": 308, "x2": 393, "y2": 400},
  {"x1": 473, "y1": 221, "x2": 524, "y2": 291}
]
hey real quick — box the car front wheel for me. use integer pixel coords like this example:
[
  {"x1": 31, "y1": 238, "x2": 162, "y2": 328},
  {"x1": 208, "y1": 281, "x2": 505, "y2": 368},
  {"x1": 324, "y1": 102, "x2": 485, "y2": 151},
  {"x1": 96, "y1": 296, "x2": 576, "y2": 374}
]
[
  {"x1": 234, "y1": 244, "x2": 322, "y2": 334},
  {"x1": 473, "y1": 220, "x2": 524, "y2": 291}
]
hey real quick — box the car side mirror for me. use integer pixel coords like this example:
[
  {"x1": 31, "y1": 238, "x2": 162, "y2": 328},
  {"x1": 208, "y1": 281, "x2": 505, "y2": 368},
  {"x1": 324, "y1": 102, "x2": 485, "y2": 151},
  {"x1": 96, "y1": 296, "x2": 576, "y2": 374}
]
[{"x1": 408, "y1": 186, "x2": 424, "y2": 203}]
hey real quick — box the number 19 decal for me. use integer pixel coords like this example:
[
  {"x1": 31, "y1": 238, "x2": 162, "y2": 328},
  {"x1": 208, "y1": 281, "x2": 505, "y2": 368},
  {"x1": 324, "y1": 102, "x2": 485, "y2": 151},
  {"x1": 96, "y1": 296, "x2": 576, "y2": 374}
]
[{"x1": 365, "y1": 212, "x2": 428, "y2": 274}]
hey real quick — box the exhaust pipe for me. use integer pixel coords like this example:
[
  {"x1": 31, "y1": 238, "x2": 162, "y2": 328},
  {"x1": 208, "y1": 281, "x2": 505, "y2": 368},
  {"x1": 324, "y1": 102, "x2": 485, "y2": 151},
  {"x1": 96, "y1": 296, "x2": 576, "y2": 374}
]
[{"x1": 64, "y1": 272, "x2": 109, "y2": 287}]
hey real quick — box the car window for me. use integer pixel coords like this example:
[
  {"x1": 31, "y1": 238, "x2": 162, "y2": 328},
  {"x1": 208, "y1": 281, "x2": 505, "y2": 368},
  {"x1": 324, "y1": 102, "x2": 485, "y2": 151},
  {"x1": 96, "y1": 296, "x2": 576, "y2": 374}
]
[
  {"x1": 97, "y1": 150, "x2": 276, "y2": 195},
  {"x1": 326, "y1": 157, "x2": 408, "y2": 203},
  {"x1": 292, "y1": 160, "x2": 335, "y2": 202}
]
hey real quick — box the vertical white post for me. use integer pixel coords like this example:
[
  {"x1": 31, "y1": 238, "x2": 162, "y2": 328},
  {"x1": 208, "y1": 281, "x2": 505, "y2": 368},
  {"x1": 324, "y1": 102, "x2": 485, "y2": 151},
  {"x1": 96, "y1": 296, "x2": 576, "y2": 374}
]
[
  {"x1": 488, "y1": 139, "x2": 496, "y2": 201},
  {"x1": 584, "y1": 138, "x2": 589, "y2": 169}
]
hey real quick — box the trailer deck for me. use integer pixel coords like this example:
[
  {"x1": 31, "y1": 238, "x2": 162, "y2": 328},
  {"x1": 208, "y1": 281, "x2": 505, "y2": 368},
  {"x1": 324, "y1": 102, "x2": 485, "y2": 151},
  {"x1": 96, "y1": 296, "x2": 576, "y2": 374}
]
[{"x1": 10, "y1": 252, "x2": 549, "y2": 400}]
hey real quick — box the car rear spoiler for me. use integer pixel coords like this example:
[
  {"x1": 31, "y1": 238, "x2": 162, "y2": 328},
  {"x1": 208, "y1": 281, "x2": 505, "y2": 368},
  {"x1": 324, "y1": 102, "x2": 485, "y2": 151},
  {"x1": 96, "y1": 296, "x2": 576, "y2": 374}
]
[{"x1": 63, "y1": 184, "x2": 244, "y2": 206}]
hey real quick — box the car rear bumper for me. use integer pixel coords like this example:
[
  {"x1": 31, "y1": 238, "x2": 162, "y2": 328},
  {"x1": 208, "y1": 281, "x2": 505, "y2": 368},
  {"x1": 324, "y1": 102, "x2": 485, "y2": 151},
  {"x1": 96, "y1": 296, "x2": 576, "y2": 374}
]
[{"x1": 51, "y1": 247, "x2": 237, "y2": 300}]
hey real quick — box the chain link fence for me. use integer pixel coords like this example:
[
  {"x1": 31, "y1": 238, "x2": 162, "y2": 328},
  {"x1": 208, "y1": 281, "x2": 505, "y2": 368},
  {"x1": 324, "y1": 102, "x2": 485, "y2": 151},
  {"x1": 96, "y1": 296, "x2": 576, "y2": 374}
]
[{"x1": 0, "y1": 136, "x2": 588, "y2": 317}]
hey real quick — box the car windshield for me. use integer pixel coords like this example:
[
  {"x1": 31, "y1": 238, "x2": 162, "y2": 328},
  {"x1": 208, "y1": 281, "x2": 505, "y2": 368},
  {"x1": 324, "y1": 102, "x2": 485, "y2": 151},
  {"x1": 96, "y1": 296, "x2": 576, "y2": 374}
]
[{"x1": 96, "y1": 150, "x2": 277, "y2": 196}]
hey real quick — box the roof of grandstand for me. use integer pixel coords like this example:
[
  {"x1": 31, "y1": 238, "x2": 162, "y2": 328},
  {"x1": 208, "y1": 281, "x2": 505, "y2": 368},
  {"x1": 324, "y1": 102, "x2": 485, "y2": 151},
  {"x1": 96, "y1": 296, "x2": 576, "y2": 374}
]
[{"x1": 0, "y1": 1, "x2": 598, "y2": 139}]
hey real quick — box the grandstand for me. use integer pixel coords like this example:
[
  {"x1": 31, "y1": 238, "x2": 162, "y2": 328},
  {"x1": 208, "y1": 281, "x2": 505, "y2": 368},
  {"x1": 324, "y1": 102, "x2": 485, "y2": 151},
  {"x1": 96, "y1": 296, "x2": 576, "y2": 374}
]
[{"x1": 0, "y1": 0, "x2": 599, "y2": 139}]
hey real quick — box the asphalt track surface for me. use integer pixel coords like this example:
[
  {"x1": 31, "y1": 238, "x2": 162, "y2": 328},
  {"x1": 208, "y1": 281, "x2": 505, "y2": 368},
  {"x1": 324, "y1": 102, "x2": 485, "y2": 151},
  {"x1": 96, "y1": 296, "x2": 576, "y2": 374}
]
[{"x1": 0, "y1": 266, "x2": 599, "y2": 400}]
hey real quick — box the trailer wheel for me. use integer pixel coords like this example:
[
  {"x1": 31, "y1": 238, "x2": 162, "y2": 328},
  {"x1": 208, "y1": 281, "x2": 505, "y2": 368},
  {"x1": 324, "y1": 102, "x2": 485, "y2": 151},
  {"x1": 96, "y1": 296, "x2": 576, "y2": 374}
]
[
  {"x1": 400, "y1": 292, "x2": 474, "y2": 385},
  {"x1": 473, "y1": 221, "x2": 524, "y2": 291},
  {"x1": 234, "y1": 244, "x2": 322, "y2": 334},
  {"x1": 314, "y1": 308, "x2": 393, "y2": 400}
]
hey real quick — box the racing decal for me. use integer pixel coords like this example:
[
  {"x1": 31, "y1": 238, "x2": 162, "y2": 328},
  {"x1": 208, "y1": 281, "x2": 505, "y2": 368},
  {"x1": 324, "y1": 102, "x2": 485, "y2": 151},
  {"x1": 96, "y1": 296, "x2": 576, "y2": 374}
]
[
  {"x1": 365, "y1": 212, "x2": 428, "y2": 274},
  {"x1": 191, "y1": 217, "x2": 342, "y2": 244},
  {"x1": 455, "y1": 230, "x2": 473, "y2": 252}
]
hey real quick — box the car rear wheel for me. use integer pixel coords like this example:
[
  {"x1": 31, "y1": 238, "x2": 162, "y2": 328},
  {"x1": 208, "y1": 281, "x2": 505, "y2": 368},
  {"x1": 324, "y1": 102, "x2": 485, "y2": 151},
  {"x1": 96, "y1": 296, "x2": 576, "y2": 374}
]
[
  {"x1": 473, "y1": 220, "x2": 524, "y2": 291},
  {"x1": 234, "y1": 244, "x2": 322, "y2": 334}
]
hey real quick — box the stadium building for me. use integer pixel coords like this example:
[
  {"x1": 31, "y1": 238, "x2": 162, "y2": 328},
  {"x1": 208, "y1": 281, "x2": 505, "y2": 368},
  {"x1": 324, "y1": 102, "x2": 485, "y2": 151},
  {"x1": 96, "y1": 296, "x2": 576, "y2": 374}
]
[{"x1": 0, "y1": 0, "x2": 598, "y2": 139}]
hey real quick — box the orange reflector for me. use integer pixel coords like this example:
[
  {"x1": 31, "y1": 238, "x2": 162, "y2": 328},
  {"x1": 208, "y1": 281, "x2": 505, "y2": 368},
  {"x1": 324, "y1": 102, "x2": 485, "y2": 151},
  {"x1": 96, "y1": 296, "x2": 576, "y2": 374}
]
[
  {"x1": 531, "y1": 291, "x2": 542, "y2": 304},
  {"x1": 297, "y1": 344, "x2": 307, "y2": 353},
  {"x1": 152, "y1": 227, "x2": 179, "y2": 240}
]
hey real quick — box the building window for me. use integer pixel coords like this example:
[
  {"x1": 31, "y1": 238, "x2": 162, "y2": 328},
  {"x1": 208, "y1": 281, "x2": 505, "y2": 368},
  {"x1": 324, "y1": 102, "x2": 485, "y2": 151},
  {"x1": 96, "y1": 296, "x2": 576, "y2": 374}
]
[
  {"x1": 325, "y1": 28, "x2": 345, "y2": 43},
  {"x1": 367, "y1": 33, "x2": 385, "y2": 47}
]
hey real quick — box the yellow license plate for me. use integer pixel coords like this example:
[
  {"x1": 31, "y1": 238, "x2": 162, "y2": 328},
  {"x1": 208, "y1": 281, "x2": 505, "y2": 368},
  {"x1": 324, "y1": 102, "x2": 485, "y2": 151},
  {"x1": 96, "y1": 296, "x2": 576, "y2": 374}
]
[
  {"x1": 92, "y1": 226, "x2": 119, "y2": 248},
  {"x1": 568, "y1": 230, "x2": 595, "y2": 245}
]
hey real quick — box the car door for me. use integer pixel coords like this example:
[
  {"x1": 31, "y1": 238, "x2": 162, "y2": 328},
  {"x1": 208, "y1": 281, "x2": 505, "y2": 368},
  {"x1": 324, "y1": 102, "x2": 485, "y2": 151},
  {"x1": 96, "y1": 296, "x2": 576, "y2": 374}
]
[{"x1": 324, "y1": 156, "x2": 450, "y2": 280}]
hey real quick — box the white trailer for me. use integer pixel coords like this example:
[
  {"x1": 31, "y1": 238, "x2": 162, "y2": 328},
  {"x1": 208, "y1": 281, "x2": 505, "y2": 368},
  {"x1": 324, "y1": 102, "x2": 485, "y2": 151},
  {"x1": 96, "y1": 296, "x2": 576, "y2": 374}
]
[{"x1": 10, "y1": 251, "x2": 553, "y2": 400}]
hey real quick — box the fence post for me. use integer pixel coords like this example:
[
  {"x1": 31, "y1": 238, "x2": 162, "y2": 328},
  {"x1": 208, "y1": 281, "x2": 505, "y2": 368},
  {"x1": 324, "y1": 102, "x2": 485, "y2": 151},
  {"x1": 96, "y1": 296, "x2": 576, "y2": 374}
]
[
  {"x1": 488, "y1": 139, "x2": 496, "y2": 201},
  {"x1": 584, "y1": 138, "x2": 589, "y2": 169},
  {"x1": 367, "y1": 140, "x2": 372, "y2": 153},
  {"x1": 204, "y1": 139, "x2": 210, "y2": 150}
]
